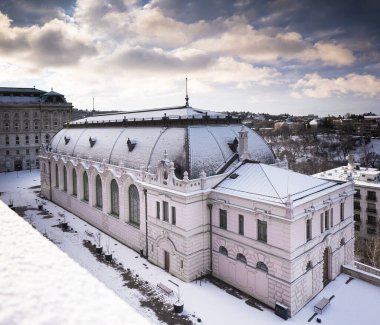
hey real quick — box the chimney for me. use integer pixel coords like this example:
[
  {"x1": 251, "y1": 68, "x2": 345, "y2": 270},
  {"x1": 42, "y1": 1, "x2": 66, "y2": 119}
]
[{"x1": 238, "y1": 126, "x2": 251, "y2": 160}]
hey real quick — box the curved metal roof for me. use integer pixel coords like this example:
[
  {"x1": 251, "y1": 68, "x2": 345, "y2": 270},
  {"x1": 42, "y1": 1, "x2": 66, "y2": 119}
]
[{"x1": 51, "y1": 107, "x2": 275, "y2": 178}]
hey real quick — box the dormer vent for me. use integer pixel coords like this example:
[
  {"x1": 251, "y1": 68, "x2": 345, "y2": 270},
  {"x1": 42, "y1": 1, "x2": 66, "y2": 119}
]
[
  {"x1": 228, "y1": 137, "x2": 239, "y2": 153},
  {"x1": 64, "y1": 136, "x2": 70, "y2": 145},
  {"x1": 89, "y1": 136, "x2": 96, "y2": 147},
  {"x1": 127, "y1": 138, "x2": 136, "y2": 152}
]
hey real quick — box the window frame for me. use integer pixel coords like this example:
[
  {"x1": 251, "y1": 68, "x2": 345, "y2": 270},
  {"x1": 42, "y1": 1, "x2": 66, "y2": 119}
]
[
  {"x1": 257, "y1": 219, "x2": 267, "y2": 243},
  {"x1": 219, "y1": 209, "x2": 227, "y2": 230}
]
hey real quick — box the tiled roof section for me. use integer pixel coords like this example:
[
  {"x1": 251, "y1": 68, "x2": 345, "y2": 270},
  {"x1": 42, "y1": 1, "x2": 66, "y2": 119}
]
[{"x1": 214, "y1": 162, "x2": 338, "y2": 205}]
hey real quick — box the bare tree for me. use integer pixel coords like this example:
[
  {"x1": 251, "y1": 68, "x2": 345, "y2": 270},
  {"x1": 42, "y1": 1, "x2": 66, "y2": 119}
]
[{"x1": 365, "y1": 237, "x2": 380, "y2": 268}]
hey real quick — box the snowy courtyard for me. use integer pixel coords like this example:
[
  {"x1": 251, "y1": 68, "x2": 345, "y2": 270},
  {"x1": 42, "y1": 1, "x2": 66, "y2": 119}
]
[{"x1": 1, "y1": 170, "x2": 380, "y2": 325}]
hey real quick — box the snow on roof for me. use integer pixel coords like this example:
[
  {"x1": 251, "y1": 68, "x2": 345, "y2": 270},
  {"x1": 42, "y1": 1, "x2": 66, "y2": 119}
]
[
  {"x1": 51, "y1": 125, "x2": 275, "y2": 179},
  {"x1": 314, "y1": 165, "x2": 380, "y2": 189},
  {"x1": 71, "y1": 106, "x2": 225, "y2": 124},
  {"x1": 214, "y1": 162, "x2": 338, "y2": 205},
  {"x1": 0, "y1": 201, "x2": 149, "y2": 325}
]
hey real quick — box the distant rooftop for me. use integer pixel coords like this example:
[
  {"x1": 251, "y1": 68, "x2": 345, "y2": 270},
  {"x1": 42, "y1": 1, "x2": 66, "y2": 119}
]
[
  {"x1": 314, "y1": 165, "x2": 380, "y2": 189},
  {"x1": 0, "y1": 86, "x2": 69, "y2": 105}
]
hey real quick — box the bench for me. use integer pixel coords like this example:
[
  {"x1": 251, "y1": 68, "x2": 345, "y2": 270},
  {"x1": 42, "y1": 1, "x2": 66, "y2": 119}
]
[
  {"x1": 157, "y1": 282, "x2": 173, "y2": 295},
  {"x1": 314, "y1": 297, "x2": 330, "y2": 314}
]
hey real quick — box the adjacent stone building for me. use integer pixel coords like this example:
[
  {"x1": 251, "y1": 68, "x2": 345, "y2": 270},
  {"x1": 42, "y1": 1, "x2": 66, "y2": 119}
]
[
  {"x1": 40, "y1": 105, "x2": 354, "y2": 316},
  {"x1": 314, "y1": 156, "x2": 380, "y2": 239},
  {"x1": 0, "y1": 87, "x2": 72, "y2": 172}
]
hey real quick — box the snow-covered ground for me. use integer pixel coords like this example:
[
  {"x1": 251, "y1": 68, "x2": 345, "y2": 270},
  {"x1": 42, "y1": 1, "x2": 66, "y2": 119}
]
[
  {"x1": 0, "y1": 200, "x2": 150, "y2": 325},
  {"x1": 1, "y1": 170, "x2": 380, "y2": 325}
]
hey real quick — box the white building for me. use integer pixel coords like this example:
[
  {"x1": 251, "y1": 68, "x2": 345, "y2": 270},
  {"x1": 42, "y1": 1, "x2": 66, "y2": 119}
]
[
  {"x1": 314, "y1": 156, "x2": 380, "y2": 238},
  {"x1": 40, "y1": 105, "x2": 354, "y2": 317}
]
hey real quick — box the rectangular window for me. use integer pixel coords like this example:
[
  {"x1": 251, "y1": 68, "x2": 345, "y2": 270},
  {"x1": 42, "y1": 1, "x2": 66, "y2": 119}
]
[
  {"x1": 354, "y1": 214, "x2": 361, "y2": 222},
  {"x1": 238, "y1": 214, "x2": 244, "y2": 235},
  {"x1": 367, "y1": 191, "x2": 377, "y2": 201},
  {"x1": 367, "y1": 228, "x2": 376, "y2": 235},
  {"x1": 320, "y1": 213, "x2": 324, "y2": 233},
  {"x1": 367, "y1": 215, "x2": 377, "y2": 225},
  {"x1": 171, "y1": 206, "x2": 176, "y2": 225},
  {"x1": 163, "y1": 201, "x2": 169, "y2": 222},
  {"x1": 354, "y1": 190, "x2": 361, "y2": 199},
  {"x1": 25, "y1": 136, "x2": 29, "y2": 144},
  {"x1": 340, "y1": 202, "x2": 344, "y2": 221},
  {"x1": 6, "y1": 150, "x2": 9, "y2": 155},
  {"x1": 26, "y1": 149, "x2": 29, "y2": 154},
  {"x1": 330, "y1": 208, "x2": 334, "y2": 227},
  {"x1": 367, "y1": 203, "x2": 377, "y2": 214},
  {"x1": 156, "y1": 202, "x2": 160, "y2": 219},
  {"x1": 258, "y1": 220, "x2": 267, "y2": 243},
  {"x1": 354, "y1": 201, "x2": 361, "y2": 210},
  {"x1": 354, "y1": 224, "x2": 360, "y2": 231},
  {"x1": 35, "y1": 135, "x2": 39, "y2": 144},
  {"x1": 219, "y1": 209, "x2": 227, "y2": 230},
  {"x1": 306, "y1": 219, "x2": 312, "y2": 241},
  {"x1": 35, "y1": 149, "x2": 39, "y2": 154},
  {"x1": 325, "y1": 210, "x2": 329, "y2": 230}
]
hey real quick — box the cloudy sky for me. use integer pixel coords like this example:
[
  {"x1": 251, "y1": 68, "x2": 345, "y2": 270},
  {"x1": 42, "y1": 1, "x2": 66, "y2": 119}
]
[{"x1": 0, "y1": 0, "x2": 379, "y2": 116}]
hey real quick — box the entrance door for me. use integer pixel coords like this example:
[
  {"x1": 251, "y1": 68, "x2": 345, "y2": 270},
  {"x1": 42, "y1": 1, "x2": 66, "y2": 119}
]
[
  {"x1": 164, "y1": 251, "x2": 170, "y2": 272},
  {"x1": 14, "y1": 160, "x2": 23, "y2": 171},
  {"x1": 323, "y1": 247, "x2": 330, "y2": 286}
]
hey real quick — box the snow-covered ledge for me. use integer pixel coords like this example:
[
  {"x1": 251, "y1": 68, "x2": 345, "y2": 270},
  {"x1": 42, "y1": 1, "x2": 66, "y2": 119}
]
[{"x1": 0, "y1": 201, "x2": 150, "y2": 325}]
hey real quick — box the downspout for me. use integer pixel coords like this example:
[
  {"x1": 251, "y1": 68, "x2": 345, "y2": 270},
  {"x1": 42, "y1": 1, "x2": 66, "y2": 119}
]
[
  {"x1": 49, "y1": 161, "x2": 52, "y2": 200},
  {"x1": 207, "y1": 203, "x2": 213, "y2": 275},
  {"x1": 144, "y1": 189, "x2": 148, "y2": 259}
]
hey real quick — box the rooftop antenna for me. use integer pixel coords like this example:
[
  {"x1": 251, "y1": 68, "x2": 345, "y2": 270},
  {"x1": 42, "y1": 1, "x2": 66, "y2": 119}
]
[{"x1": 185, "y1": 77, "x2": 189, "y2": 107}]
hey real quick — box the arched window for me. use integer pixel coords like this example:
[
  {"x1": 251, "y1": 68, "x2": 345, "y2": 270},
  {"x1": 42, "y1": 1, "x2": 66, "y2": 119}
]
[
  {"x1": 63, "y1": 166, "x2": 67, "y2": 191},
  {"x1": 219, "y1": 246, "x2": 228, "y2": 256},
  {"x1": 129, "y1": 185, "x2": 140, "y2": 225},
  {"x1": 72, "y1": 169, "x2": 77, "y2": 196},
  {"x1": 256, "y1": 261, "x2": 268, "y2": 272},
  {"x1": 55, "y1": 164, "x2": 59, "y2": 188},
  {"x1": 110, "y1": 179, "x2": 119, "y2": 217},
  {"x1": 95, "y1": 175, "x2": 103, "y2": 208},
  {"x1": 237, "y1": 253, "x2": 247, "y2": 264},
  {"x1": 83, "y1": 172, "x2": 89, "y2": 202}
]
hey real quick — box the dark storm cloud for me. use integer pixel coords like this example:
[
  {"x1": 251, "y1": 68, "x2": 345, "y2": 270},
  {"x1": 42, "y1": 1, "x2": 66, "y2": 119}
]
[
  {"x1": 0, "y1": 0, "x2": 76, "y2": 26},
  {"x1": 152, "y1": 0, "x2": 380, "y2": 64}
]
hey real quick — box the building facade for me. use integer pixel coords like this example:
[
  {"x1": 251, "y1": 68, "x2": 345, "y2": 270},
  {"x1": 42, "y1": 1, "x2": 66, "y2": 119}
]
[
  {"x1": 314, "y1": 156, "x2": 380, "y2": 239},
  {"x1": 40, "y1": 106, "x2": 354, "y2": 316},
  {"x1": 0, "y1": 87, "x2": 72, "y2": 172}
]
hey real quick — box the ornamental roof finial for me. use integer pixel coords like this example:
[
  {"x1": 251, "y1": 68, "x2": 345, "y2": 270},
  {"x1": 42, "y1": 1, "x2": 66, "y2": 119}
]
[{"x1": 185, "y1": 77, "x2": 189, "y2": 107}]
